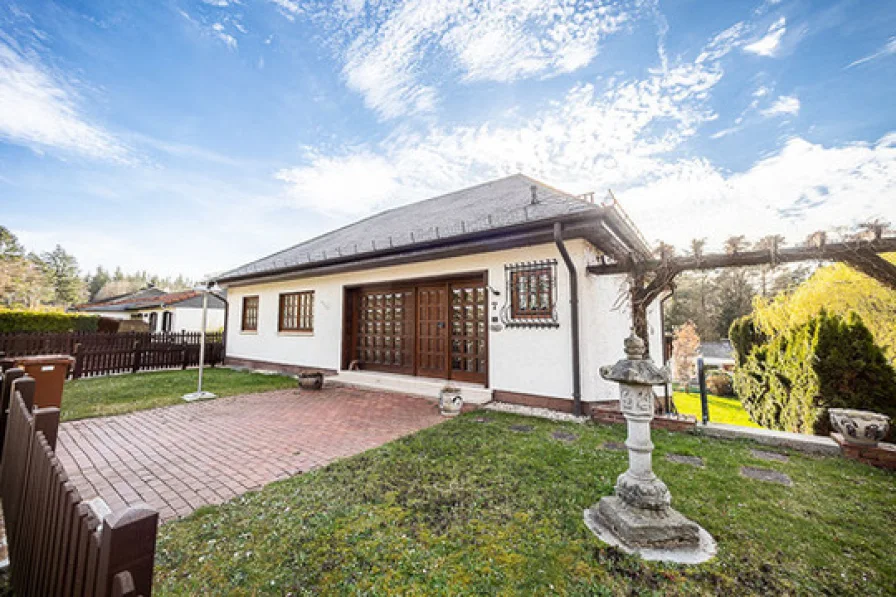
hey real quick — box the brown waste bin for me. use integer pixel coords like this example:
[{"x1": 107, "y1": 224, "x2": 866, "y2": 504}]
[{"x1": 14, "y1": 355, "x2": 75, "y2": 409}]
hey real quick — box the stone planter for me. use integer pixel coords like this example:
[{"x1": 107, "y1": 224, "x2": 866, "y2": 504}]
[
  {"x1": 829, "y1": 408, "x2": 890, "y2": 446},
  {"x1": 439, "y1": 386, "x2": 463, "y2": 417},
  {"x1": 298, "y1": 372, "x2": 324, "y2": 391}
]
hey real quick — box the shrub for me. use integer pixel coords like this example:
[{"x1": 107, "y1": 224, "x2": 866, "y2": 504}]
[
  {"x1": 733, "y1": 310, "x2": 896, "y2": 436},
  {"x1": 0, "y1": 310, "x2": 99, "y2": 333},
  {"x1": 706, "y1": 370, "x2": 734, "y2": 397},
  {"x1": 729, "y1": 315, "x2": 765, "y2": 365}
]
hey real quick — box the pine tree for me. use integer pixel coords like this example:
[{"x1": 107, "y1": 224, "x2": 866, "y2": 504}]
[{"x1": 40, "y1": 245, "x2": 85, "y2": 306}]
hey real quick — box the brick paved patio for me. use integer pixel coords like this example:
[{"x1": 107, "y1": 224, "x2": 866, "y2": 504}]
[{"x1": 56, "y1": 386, "x2": 444, "y2": 522}]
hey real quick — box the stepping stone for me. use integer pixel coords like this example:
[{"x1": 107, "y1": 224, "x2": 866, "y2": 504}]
[
  {"x1": 665, "y1": 453, "x2": 704, "y2": 468},
  {"x1": 740, "y1": 466, "x2": 793, "y2": 486},
  {"x1": 602, "y1": 441, "x2": 626, "y2": 451},
  {"x1": 509, "y1": 424, "x2": 533, "y2": 433},
  {"x1": 750, "y1": 448, "x2": 789, "y2": 463},
  {"x1": 474, "y1": 416, "x2": 491, "y2": 424},
  {"x1": 552, "y1": 430, "x2": 578, "y2": 442}
]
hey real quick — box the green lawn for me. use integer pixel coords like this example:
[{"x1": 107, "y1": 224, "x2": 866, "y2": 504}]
[
  {"x1": 673, "y1": 391, "x2": 761, "y2": 428},
  {"x1": 155, "y1": 412, "x2": 895, "y2": 595},
  {"x1": 60, "y1": 368, "x2": 297, "y2": 421}
]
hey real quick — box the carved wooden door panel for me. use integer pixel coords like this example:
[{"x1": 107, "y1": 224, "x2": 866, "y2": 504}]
[
  {"x1": 416, "y1": 285, "x2": 449, "y2": 378},
  {"x1": 449, "y1": 280, "x2": 488, "y2": 384},
  {"x1": 353, "y1": 288, "x2": 415, "y2": 375}
]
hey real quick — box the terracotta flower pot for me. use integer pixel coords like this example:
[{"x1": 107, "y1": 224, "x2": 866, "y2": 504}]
[
  {"x1": 439, "y1": 387, "x2": 463, "y2": 417},
  {"x1": 829, "y1": 408, "x2": 890, "y2": 446}
]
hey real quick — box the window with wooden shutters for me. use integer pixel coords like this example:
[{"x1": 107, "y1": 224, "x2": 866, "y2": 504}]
[
  {"x1": 241, "y1": 296, "x2": 259, "y2": 331},
  {"x1": 502, "y1": 260, "x2": 559, "y2": 327},
  {"x1": 278, "y1": 291, "x2": 314, "y2": 332}
]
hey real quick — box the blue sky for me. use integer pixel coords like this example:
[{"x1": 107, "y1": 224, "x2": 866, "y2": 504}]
[{"x1": 1, "y1": 0, "x2": 895, "y2": 279}]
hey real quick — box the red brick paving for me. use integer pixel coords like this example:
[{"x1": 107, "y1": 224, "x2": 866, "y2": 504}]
[{"x1": 56, "y1": 386, "x2": 444, "y2": 522}]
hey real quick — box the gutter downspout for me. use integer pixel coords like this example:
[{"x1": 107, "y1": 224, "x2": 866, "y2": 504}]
[{"x1": 554, "y1": 222, "x2": 582, "y2": 416}]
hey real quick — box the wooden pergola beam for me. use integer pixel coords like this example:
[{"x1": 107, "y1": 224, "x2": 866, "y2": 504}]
[
  {"x1": 587, "y1": 237, "x2": 896, "y2": 278},
  {"x1": 603, "y1": 235, "x2": 896, "y2": 352},
  {"x1": 839, "y1": 249, "x2": 896, "y2": 290}
]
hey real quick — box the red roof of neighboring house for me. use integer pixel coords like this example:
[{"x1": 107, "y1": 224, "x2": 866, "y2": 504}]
[{"x1": 74, "y1": 289, "x2": 222, "y2": 312}]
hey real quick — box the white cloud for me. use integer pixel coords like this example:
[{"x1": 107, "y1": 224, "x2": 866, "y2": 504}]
[
  {"x1": 0, "y1": 39, "x2": 128, "y2": 160},
  {"x1": 762, "y1": 94, "x2": 799, "y2": 117},
  {"x1": 269, "y1": 0, "x2": 302, "y2": 21},
  {"x1": 710, "y1": 125, "x2": 742, "y2": 140},
  {"x1": 744, "y1": 16, "x2": 786, "y2": 57},
  {"x1": 277, "y1": 33, "x2": 732, "y2": 215},
  {"x1": 622, "y1": 135, "x2": 896, "y2": 250},
  {"x1": 335, "y1": 0, "x2": 633, "y2": 119},
  {"x1": 211, "y1": 23, "x2": 238, "y2": 49},
  {"x1": 847, "y1": 37, "x2": 896, "y2": 68},
  {"x1": 696, "y1": 22, "x2": 747, "y2": 63},
  {"x1": 276, "y1": 150, "x2": 401, "y2": 215},
  {"x1": 275, "y1": 18, "x2": 895, "y2": 252}
]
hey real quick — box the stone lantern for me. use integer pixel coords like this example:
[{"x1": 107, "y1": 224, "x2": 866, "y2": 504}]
[{"x1": 584, "y1": 333, "x2": 716, "y2": 564}]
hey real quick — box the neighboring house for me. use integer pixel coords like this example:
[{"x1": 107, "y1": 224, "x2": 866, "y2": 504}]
[
  {"x1": 214, "y1": 174, "x2": 665, "y2": 413},
  {"x1": 698, "y1": 340, "x2": 736, "y2": 370},
  {"x1": 73, "y1": 288, "x2": 226, "y2": 333}
]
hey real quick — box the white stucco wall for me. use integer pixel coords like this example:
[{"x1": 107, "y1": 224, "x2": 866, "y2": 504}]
[
  {"x1": 170, "y1": 307, "x2": 225, "y2": 332},
  {"x1": 132, "y1": 307, "x2": 225, "y2": 332},
  {"x1": 223, "y1": 239, "x2": 661, "y2": 404}
]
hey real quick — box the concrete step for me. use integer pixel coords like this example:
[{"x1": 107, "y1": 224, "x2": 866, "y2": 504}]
[{"x1": 331, "y1": 370, "x2": 493, "y2": 405}]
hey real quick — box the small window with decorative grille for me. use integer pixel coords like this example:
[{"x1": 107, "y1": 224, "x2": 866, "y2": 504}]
[
  {"x1": 241, "y1": 296, "x2": 259, "y2": 331},
  {"x1": 502, "y1": 260, "x2": 559, "y2": 327},
  {"x1": 278, "y1": 291, "x2": 314, "y2": 332}
]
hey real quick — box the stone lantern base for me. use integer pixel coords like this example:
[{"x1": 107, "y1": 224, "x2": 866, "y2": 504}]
[{"x1": 585, "y1": 498, "x2": 717, "y2": 565}]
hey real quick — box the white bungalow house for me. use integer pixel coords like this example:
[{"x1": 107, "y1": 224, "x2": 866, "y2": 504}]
[
  {"x1": 73, "y1": 288, "x2": 226, "y2": 333},
  {"x1": 213, "y1": 175, "x2": 665, "y2": 414}
]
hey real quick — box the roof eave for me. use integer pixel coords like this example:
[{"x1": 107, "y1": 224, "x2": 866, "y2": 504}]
[{"x1": 216, "y1": 212, "x2": 617, "y2": 287}]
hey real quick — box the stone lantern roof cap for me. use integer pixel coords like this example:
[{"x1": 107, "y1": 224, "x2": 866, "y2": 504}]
[{"x1": 600, "y1": 334, "x2": 669, "y2": 386}]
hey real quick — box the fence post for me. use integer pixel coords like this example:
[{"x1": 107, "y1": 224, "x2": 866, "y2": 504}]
[
  {"x1": 34, "y1": 408, "x2": 61, "y2": 452},
  {"x1": 14, "y1": 376, "x2": 36, "y2": 412},
  {"x1": 131, "y1": 338, "x2": 142, "y2": 374},
  {"x1": 72, "y1": 343, "x2": 84, "y2": 380},
  {"x1": 0, "y1": 367, "x2": 25, "y2": 459},
  {"x1": 95, "y1": 505, "x2": 159, "y2": 597},
  {"x1": 698, "y1": 357, "x2": 709, "y2": 424}
]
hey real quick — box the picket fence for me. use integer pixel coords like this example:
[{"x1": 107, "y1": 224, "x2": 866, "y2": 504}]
[
  {"x1": 0, "y1": 367, "x2": 158, "y2": 596},
  {"x1": 0, "y1": 331, "x2": 223, "y2": 379}
]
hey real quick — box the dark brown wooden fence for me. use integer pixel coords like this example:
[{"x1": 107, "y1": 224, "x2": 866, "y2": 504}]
[
  {"x1": 0, "y1": 370, "x2": 158, "y2": 596},
  {"x1": 0, "y1": 331, "x2": 223, "y2": 379}
]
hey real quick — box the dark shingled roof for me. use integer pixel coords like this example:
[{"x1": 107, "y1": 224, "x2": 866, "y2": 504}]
[{"x1": 216, "y1": 174, "x2": 650, "y2": 283}]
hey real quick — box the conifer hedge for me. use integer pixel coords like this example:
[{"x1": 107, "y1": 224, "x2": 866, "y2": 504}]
[
  {"x1": 0, "y1": 310, "x2": 99, "y2": 333},
  {"x1": 731, "y1": 311, "x2": 896, "y2": 435}
]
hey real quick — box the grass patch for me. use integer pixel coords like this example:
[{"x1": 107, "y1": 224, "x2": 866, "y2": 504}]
[
  {"x1": 674, "y1": 391, "x2": 761, "y2": 428},
  {"x1": 155, "y1": 412, "x2": 895, "y2": 595},
  {"x1": 61, "y1": 368, "x2": 296, "y2": 421}
]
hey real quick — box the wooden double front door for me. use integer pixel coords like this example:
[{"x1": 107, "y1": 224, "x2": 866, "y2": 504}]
[{"x1": 344, "y1": 275, "x2": 488, "y2": 384}]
